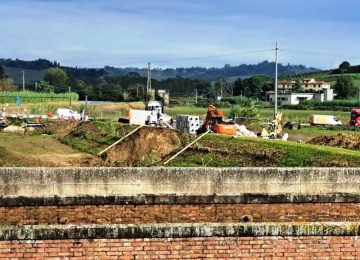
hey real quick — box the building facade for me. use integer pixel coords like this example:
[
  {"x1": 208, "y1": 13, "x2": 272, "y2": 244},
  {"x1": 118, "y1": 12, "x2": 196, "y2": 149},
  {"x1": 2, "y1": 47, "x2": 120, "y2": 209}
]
[{"x1": 278, "y1": 78, "x2": 331, "y2": 92}]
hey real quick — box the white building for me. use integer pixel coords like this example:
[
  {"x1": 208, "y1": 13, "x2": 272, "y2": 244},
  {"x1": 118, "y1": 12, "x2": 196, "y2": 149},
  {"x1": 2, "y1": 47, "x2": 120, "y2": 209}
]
[{"x1": 267, "y1": 89, "x2": 335, "y2": 105}]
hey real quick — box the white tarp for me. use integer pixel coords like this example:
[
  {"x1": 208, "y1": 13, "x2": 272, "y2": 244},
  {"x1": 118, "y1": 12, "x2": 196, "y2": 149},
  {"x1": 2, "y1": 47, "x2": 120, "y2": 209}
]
[{"x1": 129, "y1": 109, "x2": 151, "y2": 125}]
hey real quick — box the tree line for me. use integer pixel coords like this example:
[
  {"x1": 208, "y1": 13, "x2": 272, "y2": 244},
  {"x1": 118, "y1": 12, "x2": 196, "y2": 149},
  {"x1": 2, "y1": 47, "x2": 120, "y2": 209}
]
[{"x1": 0, "y1": 64, "x2": 278, "y2": 101}]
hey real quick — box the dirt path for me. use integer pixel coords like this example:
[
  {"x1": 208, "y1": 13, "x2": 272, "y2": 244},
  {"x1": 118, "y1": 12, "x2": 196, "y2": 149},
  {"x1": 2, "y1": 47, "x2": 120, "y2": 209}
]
[{"x1": 0, "y1": 134, "x2": 93, "y2": 167}]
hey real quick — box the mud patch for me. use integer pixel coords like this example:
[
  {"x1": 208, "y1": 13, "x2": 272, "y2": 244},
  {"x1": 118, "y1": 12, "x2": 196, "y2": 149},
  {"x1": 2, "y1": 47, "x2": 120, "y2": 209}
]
[
  {"x1": 103, "y1": 127, "x2": 184, "y2": 166},
  {"x1": 308, "y1": 133, "x2": 360, "y2": 149}
]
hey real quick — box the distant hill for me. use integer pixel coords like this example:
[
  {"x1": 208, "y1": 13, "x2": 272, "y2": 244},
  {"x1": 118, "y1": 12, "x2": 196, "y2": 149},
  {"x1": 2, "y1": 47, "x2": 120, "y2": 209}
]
[
  {"x1": 105, "y1": 61, "x2": 318, "y2": 82},
  {"x1": 0, "y1": 58, "x2": 318, "y2": 84},
  {"x1": 3, "y1": 67, "x2": 48, "y2": 85}
]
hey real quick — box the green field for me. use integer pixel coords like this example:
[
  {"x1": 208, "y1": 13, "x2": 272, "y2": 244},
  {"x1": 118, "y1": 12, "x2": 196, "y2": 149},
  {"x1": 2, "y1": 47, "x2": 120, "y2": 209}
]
[
  {"x1": 313, "y1": 73, "x2": 360, "y2": 88},
  {"x1": 165, "y1": 134, "x2": 360, "y2": 167},
  {"x1": 0, "y1": 91, "x2": 78, "y2": 103}
]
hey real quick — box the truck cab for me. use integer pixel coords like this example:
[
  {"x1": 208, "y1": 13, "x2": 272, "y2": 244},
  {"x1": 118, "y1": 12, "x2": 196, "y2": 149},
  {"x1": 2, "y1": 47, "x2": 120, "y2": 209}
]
[
  {"x1": 146, "y1": 101, "x2": 163, "y2": 117},
  {"x1": 350, "y1": 108, "x2": 360, "y2": 126}
]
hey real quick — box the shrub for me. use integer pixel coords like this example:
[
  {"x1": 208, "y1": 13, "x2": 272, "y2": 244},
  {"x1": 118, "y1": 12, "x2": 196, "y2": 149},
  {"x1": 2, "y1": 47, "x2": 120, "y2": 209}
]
[{"x1": 228, "y1": 105, "x2": 259, "y2": 120}]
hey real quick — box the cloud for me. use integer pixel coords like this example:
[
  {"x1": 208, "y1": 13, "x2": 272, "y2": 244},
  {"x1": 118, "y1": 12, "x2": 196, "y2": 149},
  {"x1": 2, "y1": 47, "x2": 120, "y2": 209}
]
[{"x1": 0, "y1": 0, "x2": 359, "y2": 68}]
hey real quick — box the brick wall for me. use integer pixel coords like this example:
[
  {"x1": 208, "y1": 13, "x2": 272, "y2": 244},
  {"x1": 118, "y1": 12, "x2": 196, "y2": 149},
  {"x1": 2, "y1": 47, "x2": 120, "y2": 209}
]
[
  {"x1": 1, "y1": 237, "x2": 360, "y2": 259},
  {"x1": 1, "y1": 203, "x2": 360, "y2": 225}
]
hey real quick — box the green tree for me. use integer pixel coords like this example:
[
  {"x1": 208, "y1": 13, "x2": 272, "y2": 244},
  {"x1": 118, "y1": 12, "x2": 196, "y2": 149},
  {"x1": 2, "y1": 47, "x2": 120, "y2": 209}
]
[
  {"x1": 339, "y1": 61, "x2": 351, "y2": 72},
  {"x1": 0, "y1": 64, "x2": 5, "y2": 79},
  {"x1": 242, "y1": 75, "x2": 272, "y2": 97},
  {"x1": 334, "y1": 76, "x2": 356, "y2": 99},
  {"x1": 44, "y1": 68, "x2": 69, "y2": 90},
  {"x1": 214, "y1": 77, "x2": 233, "y2": 98},
  {"x1": 37, "y1": 80, "x2": 54, "y2": 93},
  {"x1": 233, "y1": 78, "x2": 243, "y2": 96},
  {"x1": 293, "y1": 79, "x2": 302, "y2": 92}
]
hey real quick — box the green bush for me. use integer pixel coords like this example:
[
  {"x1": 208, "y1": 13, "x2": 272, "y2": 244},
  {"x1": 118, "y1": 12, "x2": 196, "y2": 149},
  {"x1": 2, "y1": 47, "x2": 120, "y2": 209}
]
[
  {"x1": 228, "y1": 105, "x2": 259, "y2": 119},
  {"x1": 222, "y1": 96, "x2": 260, "y2": 107},
  {"x1": 196, "y1": 96, "x2": 259, "y2": 108}
]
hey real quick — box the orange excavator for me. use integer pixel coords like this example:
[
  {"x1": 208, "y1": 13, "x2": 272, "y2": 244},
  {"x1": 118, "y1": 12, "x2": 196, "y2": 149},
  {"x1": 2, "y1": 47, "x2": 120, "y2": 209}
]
[{"x1": 198, "y1": 105, "x2": 237, "y2": 135}]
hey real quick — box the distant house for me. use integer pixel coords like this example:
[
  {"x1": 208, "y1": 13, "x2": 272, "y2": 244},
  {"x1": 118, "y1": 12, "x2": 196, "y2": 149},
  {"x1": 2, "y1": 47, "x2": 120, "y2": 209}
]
[
  {"x1": 267, "y1": 89, "x2": 335, "y2": 105},
  {"x1": 277, "y1": 80, "x2": 295, "y2": 91},
  {"x1": 278, "y1": 78, "x2": 330, "y2": 92},
  {"x1": 301, "y1": 78, "x2": 330, "y2": 92}
]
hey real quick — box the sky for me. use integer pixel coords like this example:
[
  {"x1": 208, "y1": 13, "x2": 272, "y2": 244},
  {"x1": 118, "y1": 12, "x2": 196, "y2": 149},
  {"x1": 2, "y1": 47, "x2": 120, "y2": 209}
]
[{"x1": 0, "y1": 0, "x2": 360, "y2": 69}]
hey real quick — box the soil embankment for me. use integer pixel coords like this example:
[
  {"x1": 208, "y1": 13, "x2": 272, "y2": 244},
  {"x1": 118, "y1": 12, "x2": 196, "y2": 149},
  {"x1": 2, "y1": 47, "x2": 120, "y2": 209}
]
[
  {"x1": 308, "y1": 133, "x2": 360, "y2": 149},
  {"x1": 103, "y1": 127, "x2": 184, "y2": 166}
]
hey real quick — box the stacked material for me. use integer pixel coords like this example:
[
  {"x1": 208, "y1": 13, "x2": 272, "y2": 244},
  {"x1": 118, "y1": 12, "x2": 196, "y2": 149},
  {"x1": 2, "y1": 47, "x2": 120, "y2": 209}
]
[{"x1": 176, "y1": 115, "x2": 200, "y2": 134}]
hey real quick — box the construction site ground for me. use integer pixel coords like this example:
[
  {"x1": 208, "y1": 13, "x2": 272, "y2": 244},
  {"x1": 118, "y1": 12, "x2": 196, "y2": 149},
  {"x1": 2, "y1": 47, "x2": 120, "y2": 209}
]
[{"x1": 2, "y1": 120, "x2": 360, "y2": 167}]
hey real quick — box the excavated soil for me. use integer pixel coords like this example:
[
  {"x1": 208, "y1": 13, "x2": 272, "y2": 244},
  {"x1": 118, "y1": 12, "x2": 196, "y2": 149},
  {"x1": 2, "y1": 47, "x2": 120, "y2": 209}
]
[
  {"x1": 308, "y1": 133, "x2": 360, "y2": 149},
  {"x1": 43, "y1": 120, "x2": 79, "y2": 135},
  {"x1": 103, "y1": 127, "x2": 184, "y2": 166},
  {"x1": 68, "y1": 121, "x2": 108, "y2": 140}
]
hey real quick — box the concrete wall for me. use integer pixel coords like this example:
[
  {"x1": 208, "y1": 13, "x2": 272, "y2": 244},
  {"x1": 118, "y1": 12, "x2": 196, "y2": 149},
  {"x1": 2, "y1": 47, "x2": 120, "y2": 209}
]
[
  {"x1": 1, "y1": 167, "x2": 360, "y2": 197},
  {"x1": 2, "y1": 167, "x2": 360, "y2": 259}
]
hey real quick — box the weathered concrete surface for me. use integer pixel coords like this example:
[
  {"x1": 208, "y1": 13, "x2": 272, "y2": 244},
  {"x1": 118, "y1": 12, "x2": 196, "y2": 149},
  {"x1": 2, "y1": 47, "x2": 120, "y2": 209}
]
[
  {"x1": 1, "y1": 222, "x2": 360, "y2": 240},
  {"x1": 1, "y1": 167, "x2": 360, "y2": 197},
  {"x1": 1, "y1": 193, "x2": 360, "y2": 206}
]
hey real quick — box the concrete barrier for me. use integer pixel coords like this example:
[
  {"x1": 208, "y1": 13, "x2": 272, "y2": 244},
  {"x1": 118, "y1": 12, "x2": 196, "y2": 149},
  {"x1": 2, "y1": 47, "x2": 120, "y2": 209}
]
[{"x1": 1, "y1": 167, "x2": 360, "y2": 197}]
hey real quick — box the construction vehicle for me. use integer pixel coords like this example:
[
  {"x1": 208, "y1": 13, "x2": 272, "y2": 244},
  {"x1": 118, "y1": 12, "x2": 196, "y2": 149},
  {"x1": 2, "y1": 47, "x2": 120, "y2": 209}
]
[
  {"x1": 350, "y1": 108, "x2": 360, "y2": 126},
  {"x1": 260, "y1": 112, "x2": 283, "y2": 138},
  {"x1": 308, "y1": 114, "x2": 342, "y2": 126},
  {"x1": 128, "y1": 100, "x2": 172, "y2": 126},
  {"x1": 198, "y1": 105, "x2": 237, "y2": 135}
]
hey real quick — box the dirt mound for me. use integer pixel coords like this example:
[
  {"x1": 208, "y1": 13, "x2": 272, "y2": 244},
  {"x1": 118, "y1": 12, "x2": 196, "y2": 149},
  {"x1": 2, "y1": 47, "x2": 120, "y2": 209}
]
[
  {"x1": 43, "y1": 120, "x2": 79, "y2": 135},
  {"x1": 69, "y1": 121, "x2": 108, "y2": 140},
  {"x1": 104, "y1": 127, "x2": 184, "y2": 166},
  {"x1": 308, "y1": 133, "x2": 360, "y2": 149}
]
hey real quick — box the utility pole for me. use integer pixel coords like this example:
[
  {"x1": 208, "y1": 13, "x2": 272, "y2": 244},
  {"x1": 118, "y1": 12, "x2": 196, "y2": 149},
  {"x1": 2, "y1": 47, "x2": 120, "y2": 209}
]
[
  {"x1": 22, "y1": 71, "x2": 25, "y2": 91},
  {"x1": 195, "y1": 88, "x2": 198, "y2": 104},
  {"x1": 274, "y1": 42, "x2": 279, "y2": 116},
  {"x1": 146, "y1": 62, "x2": 152, "y2": 91}
]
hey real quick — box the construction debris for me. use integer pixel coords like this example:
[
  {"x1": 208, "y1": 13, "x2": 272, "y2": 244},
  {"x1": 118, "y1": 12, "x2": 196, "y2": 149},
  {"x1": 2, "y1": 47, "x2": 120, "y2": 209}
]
[
  {"x1": 235, "y1": 124, "x2": 257, "y2": 137},
  {"x1": 2, "y1": 125, "x2": 25, "y2": 134}
]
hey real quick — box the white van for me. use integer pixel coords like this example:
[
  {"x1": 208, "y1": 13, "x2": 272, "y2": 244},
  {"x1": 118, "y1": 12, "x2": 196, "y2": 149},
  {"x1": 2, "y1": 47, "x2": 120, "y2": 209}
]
[
  {"x1": 308, "y1": 114, "x2": 342, "y2": 126},
  {"x1": 55, "y1": 108, "x2": 81, "y2": 120}
]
